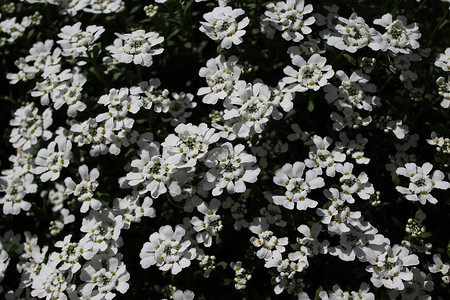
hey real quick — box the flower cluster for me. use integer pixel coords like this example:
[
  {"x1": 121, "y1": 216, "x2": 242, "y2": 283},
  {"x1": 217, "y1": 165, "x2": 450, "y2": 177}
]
[
  {"x1": 105, "y1": 30, "x2": 164, "y2": 67},
  {"x1": 261, "y1": 0, "x2": 316, "y2": 42},
  {"x1": 200, "y1": 6, "x2": 249, "y2": 49},
  {"x1": 57, "y1": 22, "x2": 105, "y2": 59}
]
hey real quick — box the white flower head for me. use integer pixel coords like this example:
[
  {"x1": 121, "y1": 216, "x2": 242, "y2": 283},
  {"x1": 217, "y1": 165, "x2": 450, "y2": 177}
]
[
  {"x1": 283, "y1": 53, "x2": 334, "y2": 92},
  {"x1": 261, "y1": 0, "x2": 315, "y2": 42},
  {"x1": 106, "y1": 29, "x2": 164, "y2": 67},
  {"x1": 396, "y1": 162, "x2": 450, "y2": 204},
  {"x1": 203, "y1": 142, "x2": 261, "y2": 196},
  {"x1": 197, "y1": 55, "x2": 244, "y2": 105},
  {"x1": 57, "y1": 22, "x2": 104, "y2": 59},
  {"x1": 435, "y1": 47, "x2": 450, "y2": 72},
  {"x1": 370, "y1": 13, "x2": 421, "y2": 54},
  {"x1": 140, "y1": 224, "x2": 196, "y2": 274},
  {"x1": 200, "y1": 6, "x2": 250, "y2": 49}
]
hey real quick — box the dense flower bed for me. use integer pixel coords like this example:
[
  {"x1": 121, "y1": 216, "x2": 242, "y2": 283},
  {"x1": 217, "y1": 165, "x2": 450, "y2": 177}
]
[{"x1": 0, "y1": 0, "x2": 449, "y2": 299}]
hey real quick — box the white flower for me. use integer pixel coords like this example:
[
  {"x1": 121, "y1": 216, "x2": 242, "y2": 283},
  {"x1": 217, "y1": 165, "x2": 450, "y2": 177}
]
[
  {"x1": 172, "y1": 289, "x2": 195, "y2": 300},
  {"x1": 261, "y1": 0, "x2": 315, "y2": 42},
  {"x1": 429, "y1": 253, "x2": 450, "y2": 274},
  {"x1": 80, "y1": 254, "x2": 129, "y2": 299},
  {"x1": 80, "y1": 209, "x2": 124, "y2": 256},
  {"x1": 64, "y1": 164, "x2": 101, "y2": 213},
  {"x1": 224, "y1": 82, "x2": 276, "y2": 138},
  {"x1": 297, "y1": 223, "x2": 329, "y2": 255},
  {"x1": 162, "y1": 123, "x2": 221, "y2": 168},
  {"x1": 272, "y1": 161, "x2": 324, "y2": 210},
  {"x1": 370, "y1": 13, "x2": 421, "y2": 54},
  {"x1": 230, "y1": 261, "x2": 252, "y2": 290},
  {"x1": 57, "y1": 22, "x2": 104, "y2": 59},
  {"x1": 351, "y1": 282, "x2": 375, "y2": 300},
  {"x1": 365, "y1": 244, "x2": 419, "y2": 290},
  {"x1": 315, "y1": 4, "x2": 340, "y2": 38},
  {"x1": 106, "y1": 29, "x2": 164, "y2": 67},
  {"x1": 426, "y1": 131, "x2": 444, "y2": 147},
  {"x1": 114, "y1": 193, "x2": 155, "y2": 229},
  {"x1": 58, "y1": 73, "x2": 88, "y2": 117},
  {"x1": 49, "y1": 208, "x2": 75, "y2": 235},
  {"x1": 96, "y1": 87, "x2": 142, "y2": 131},
  {"x1": 435, "y1": 47, "x2": 450, "y2": 71},
  {"x1": 326, "y1": 13, "x2": 379, "y2": 53},
  {"x1": 199, "y1": 6, "x2": 249, "y2": 49},
  {"x1": 140, "y1": 224, "x2": 196, "y2": 274},
  {"x1": 324, "y1": 70, "x2": 380, "y2": 112},
  {"x1": 335, "y1": 162, "x2": 374, "y2": 203},
  {"x1": 282, "y1": 53, "x2": 334, "y2": 92},
  {"x1": 287, "y1": 36, "x2": 324, "y2": 60},
  {"x1": 249, "y1": 217, "x2": 288, "y2": 260},
  {"x1": 130, "y1": 78, "x2": 171, "y2": 112},
  {"x1": 330, "y1": 107, "x2": 372, "y2": 131},
  {"x1": 31, "y1": 259, "x2": 75, "y2": 300},
  {"x1": 125, "y1": 141, "x2": 185, "y2": 198},
  {"x1": 304, "y1": 135, "x2": 346, "y2": 177},
  {"x1": 287, "y1": 123, "x2": 311, "y2": 143},
  {"x1": 161, "y1": 92, "x2": 197, "y2": 126},
  {"x1": 203, "y1": 142, "x2": 261, "y2": 196},
  {"x1": 0, "y1": 248, "x2": 9, "y2": 292},
  {"x1": 388, "y1": 267, "x2": 434, "y2": 299},
  {"x1": 0, "y1": 152, "x2": 37, "y2": 215},
  {"x1": 396, "y1": 162, "x2": 450, "y2": 204},
  {"x1": 83, "y1": 0, "x2": 124, "y2": 15},
  {"x1": 34, "y1": 135, "x2": 73, "y2": 182},
  {"x1": 9, "y1": 103, "x2": 53, "y2": 151},
  {"x1": 54, "y1": 234, "x2": 94, "y2": 274},
  {"x1": 0, "y1": 16, "x2": 31, "y2": 42},
  {"x1": 197, "y1": 55, "x2": 244, "y2": 104},
  {"x1": 389, "y1": 52, "x2": 421, "y2": 82},
  {"x1": 436, "y1": 75, "x2": 450, "y2": 108},
  {"x1": 190, "y1": 199, "x2": 223, "y2": 247}
]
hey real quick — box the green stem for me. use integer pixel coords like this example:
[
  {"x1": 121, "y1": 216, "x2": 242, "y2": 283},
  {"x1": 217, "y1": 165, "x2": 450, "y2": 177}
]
[
  {"x1": 414, "y1": 0, "x2": 428, "y2": 14},
  {"x1": 332, "y1": 50, "x2": 345, "y2": 66},
  {"x1": 379, "y1": 73, "x2": 394, "y2": 94},
  {"x1": 87, "y1": 51, "x2": 108, "y2": 87},
  {"x1": 391, "y1": 0, "x2": 400, "y2": 16},
  {"x1": 137, "y1": 64, "x2": 142, "y2": 82},
  {"x1": 429, "y1": 9, "x2": 449, "y2": 41},
  {"x1": 148, "y1": 109, "x2": 154, "y2": 131}
]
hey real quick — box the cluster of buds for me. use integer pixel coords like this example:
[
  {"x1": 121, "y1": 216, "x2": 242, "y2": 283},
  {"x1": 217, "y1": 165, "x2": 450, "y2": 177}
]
[
  {"x1": 231, "y1": 261, "x2": 252, "y2": 290},
  {"x1": 405, "y1": 211, "x2": 426, "y2": 238}
]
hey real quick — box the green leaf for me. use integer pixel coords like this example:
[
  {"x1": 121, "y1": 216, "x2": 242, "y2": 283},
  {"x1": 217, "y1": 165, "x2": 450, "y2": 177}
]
[
  {"x1": 215, "y1": 233, "x2": 222, "y2": 244},
  {"x1": 343, "y1": 53, "x2": 357, "y2": 66},
  {"x1": 381, "y1": 290, "x2": 391, "y2": 300},
  {"x1": 124, "y1": 148, "x2": 136, "y2": 158},
  {"x1": 284, "y1": 108, "x2": 297, "y2": 120},
  {"x1": 96, "y1": 192, "x2": 111, "y2": 202},
  {"x1": 419, "y1": 232, "x2": 432, "y2": 239},
  {"x1": 290, "y1": 243, "x2": 301, "y2": 251},
  {"x1": 216, "y1": 261, "x2": 227, "y2": 269},
  {"x1": 92, "y1": 43, "x2": 102, "y2": 60},
  {"x1": 223, "y1": 278, "x2": 233, "y2": 286},
  {"x1": 166, "y1": 29, "x2": 181, "y2": 41},
  {"x1": 438, "y1": 19, "x2": 449, "y2": 30},
  {"x1": 391, "y1": 217, "x2": 404, "y2": 231},
  {"x1": 391, "y1": 173, "x2": 401, "y2": 186},
  {"x1": 135, "y1": 118, "x2": 148, "y2": 124},
  {"x1": 314, "y1": 286, "x2": 323, "y2": 300},
  {"x1": 308, "y1": 98, "x2": 315, "y2": 112}
]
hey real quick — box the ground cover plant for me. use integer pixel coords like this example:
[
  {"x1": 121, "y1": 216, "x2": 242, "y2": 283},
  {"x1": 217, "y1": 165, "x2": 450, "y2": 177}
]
[{"x1": 0, "y1": 0, "x2": 450, "y2": 299}]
